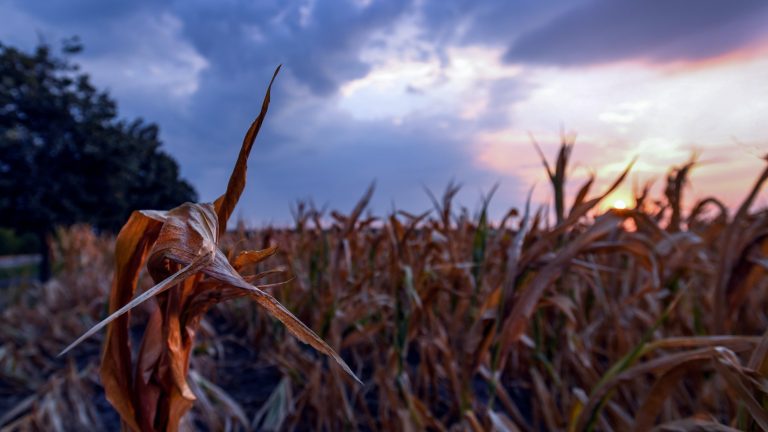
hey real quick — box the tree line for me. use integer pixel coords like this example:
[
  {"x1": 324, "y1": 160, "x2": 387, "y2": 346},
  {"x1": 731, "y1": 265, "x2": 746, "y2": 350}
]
[{"x1": 0, "y1": 39, "x2": 197, "y2": 280}]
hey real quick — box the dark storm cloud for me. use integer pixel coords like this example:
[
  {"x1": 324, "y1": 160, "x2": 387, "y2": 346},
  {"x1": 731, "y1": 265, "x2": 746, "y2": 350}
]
[
  {"x1": 149, "y1": 0, "x2": 526, "y2": 222},
  {"x1": 504, "y1": 0, "x2": 768, "y2": 65},
  {"x1": 174, "y1": 0, "x2": 410, "y2": 96},
  {"x1": 156, "y1": 0, "x2": 415, "y2": 174}
]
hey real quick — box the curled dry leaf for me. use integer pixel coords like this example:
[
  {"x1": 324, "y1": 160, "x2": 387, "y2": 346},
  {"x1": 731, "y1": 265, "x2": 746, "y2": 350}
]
[{"x1": 58, "y1": 66, "x2": 360, "y2": 431}]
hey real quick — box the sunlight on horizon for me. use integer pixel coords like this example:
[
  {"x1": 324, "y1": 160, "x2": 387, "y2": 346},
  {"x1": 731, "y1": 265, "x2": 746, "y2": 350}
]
[
  {"x1": 472, "y1": 39, "x2": 768, "y2": 212},
  {"x1": 334, "y1": 26, "x2": 768, "y2": 214}
]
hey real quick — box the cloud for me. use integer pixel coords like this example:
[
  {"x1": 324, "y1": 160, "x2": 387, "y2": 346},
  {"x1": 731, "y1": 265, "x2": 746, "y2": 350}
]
[
  {"x1": 9, "y1": 0, "x2": 157, "y2": 26},
  {"x1": 504, "y1": 0, "x2": 768, "y2": 65},
  {"x1": 77, "y1": 13, "x2": 208, "y2": 105},
  {"x1": 473, "y1": 50, "x2": 768, "y2": 213},
  {"x1": 417, "y1": 0, "x2": 577, "y2": 47},
  {"x1": 1, "y1": 1, "x2": 207, "y2": 127},
  {"x1": 2, "y1": 0, "x2": 767, "y2": 224},
  {"x1": 174, "y1": 0, "x2": 411, "y2": 97}
]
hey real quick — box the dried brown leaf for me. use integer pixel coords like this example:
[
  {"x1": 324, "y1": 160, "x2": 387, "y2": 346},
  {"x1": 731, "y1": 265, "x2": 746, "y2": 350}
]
[{"x1": 214, "y1": 65, "x2": 281, "y2": 236}]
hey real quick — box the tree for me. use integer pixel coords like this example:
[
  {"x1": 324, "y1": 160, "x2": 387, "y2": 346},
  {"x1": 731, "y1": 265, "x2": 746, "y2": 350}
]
[{"x1": 0, "y1": 39, "x2": 197, "y2": 281}]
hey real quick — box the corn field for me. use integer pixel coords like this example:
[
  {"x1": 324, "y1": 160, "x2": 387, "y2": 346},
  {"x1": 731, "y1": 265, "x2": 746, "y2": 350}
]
[{"x1": 2, "y1": 71, "x2": 768, "y2": 431}]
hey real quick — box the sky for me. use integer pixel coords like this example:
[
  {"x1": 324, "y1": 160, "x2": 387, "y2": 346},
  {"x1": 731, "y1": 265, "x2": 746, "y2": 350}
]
[{"x1": 2, "y1": 0, "x2": 767, "y2": 224}]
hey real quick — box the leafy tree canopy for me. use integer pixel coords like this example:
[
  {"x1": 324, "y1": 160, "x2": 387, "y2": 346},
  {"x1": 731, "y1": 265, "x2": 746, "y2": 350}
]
[{"x1": 0, "y1": 38, "x2": 197, "y2": 235}]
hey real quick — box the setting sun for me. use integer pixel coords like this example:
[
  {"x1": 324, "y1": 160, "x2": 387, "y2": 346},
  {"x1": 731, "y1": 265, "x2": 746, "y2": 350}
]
[{"x1": 613, "y1": 199, "x2": 627, "y2": 209}]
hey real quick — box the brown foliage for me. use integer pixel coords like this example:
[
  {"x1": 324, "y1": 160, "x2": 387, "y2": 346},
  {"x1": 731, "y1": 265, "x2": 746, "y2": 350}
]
[
  {"x1": 2, "y1": 76, "x2": 768, "y2": 431},
  {"x1": 57, "y1": 66, "x2": 358, "y2": 431}
]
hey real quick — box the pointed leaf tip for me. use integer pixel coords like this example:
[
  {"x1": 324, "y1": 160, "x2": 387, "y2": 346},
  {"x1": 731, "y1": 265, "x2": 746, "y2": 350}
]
[
  {"x1": 58, "y1": 257, "x2": 206, "y2": 357},
  {"x1": 215, "y1": 65, "x2": 281, "y2": 235}
]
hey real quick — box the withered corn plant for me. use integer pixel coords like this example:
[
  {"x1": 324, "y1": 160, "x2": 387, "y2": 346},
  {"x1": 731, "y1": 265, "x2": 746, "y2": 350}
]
[{"x1": 57, "y1": 66, "x2": 359, "y2": 431}]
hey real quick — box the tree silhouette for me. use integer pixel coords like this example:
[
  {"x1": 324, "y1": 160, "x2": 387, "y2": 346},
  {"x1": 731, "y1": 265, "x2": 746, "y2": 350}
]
[{"x1": 0, "y1": 39, "x2": 197, "y2": 281}]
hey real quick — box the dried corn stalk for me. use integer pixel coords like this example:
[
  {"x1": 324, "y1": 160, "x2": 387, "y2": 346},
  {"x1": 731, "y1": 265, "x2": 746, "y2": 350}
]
[{"x1": 59, "y1": 66, "x2": 360, "y2": 431}]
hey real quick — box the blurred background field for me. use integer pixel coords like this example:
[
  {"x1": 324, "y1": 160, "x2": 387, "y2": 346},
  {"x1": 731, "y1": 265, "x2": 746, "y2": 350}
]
[{"x1": 2, "y1": 152, "x2": 768, "y2": 430}]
